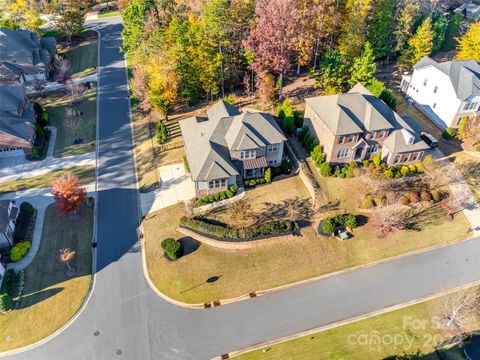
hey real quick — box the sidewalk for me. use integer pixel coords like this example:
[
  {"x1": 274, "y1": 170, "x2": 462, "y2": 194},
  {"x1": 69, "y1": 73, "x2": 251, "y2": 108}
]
[
  {"x1": 25, "y1": 74, "x2": 98, "y2": 95},
  {"x1": 2, "y1": 184, "x2": 95, "y2": 271}
]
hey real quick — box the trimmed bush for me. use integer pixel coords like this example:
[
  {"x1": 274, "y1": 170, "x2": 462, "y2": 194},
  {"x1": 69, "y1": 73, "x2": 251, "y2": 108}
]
[
  {"x1": 10, "y1": 241, "x2": 31, "y2": 262},
  {"x1": 322, "y1": 213, "x2": 358, "y2": 235},
  {"x1": 400, "y1": 165, "x2": 410, "y2": 177},
  {"x1": 400, "y1": 195, "x2": 410, "y2": 205},
  {"x1": 421, "y1": 191, "x2": 432, "y2": 202},
  {"x1": 408, "y1": 191, "x2": 419, "y2": 203},
  {"x1": 20, "y1": 202, "x2": 34, "y2": 215},
  {"x1": 0, "y1": 294, "x2": 13, "y2": 312},
  {"x1": 311, "y1": 145, "x2": 326, "y2": 166},
  {"x1": 363, "y1": 194, "x2": 375, "y2": 209},
  {"x1": 322, "y1": 218, "x2": 335, "y2": 234},
  {"x1": 2, "y1": 269, "x2": 15, "y2": 296},
  {"x1": 195, "y1": 185, "x2": 238, "y2": 206},
  {"x1": 161, "y1": 238, "x2": 183, "y2": 260},
  {"x1": 264, "y1": 168, "x2": 272, "y2": 183},
  {"x1": 155, "y1": 121, "x2": 168, "y2": 144},
  {"x1": 362, "y1": 159, "x2": 370, "y2": 168},
  {"x1": 180, "y1": 217, "x2": 295, "y2": 240},
  {"x1": 430, "y1": 189, "x2": 441, "y2": 202},
  {"x1": 442, "y1": 127, "x2": 454, "y2": 140},
  {"x1": 319, "y1": 161, "x2": 332, "y2": 177},
  {"x1": 373, "y1": 152, "x2": 382, "y2": 167}
]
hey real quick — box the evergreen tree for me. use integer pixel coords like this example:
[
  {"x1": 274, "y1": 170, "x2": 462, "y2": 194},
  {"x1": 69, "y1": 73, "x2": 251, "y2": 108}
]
[
  {"x1": 432, "y1": 13, "x2": 447, "y2": 52},
  {"x1": 394, "y1": 0, "x2": 420, "y2": 54},
  {"x1": 348, "y1": 42, "x2": 377, "y2": 87},
  {"x1": 367, "y1": 0, "x2": 396, "y2": 59},
  {"x1": 338, "y1": 0, "x2": 374, "y2": 58},
  {"x1": 456, "y1": 22, "x2": 480, "y2": 61},
  {"x1": 399, "y1": 17, "x2": 433, "y2": 69},
  {"x1": 316, "y1": 50, "x2": 347, "y2": 94}
]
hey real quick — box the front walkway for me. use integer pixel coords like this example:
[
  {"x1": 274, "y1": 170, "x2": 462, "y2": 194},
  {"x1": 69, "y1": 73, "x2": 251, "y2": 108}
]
[
  {"x1": 1, "y1": 184, "x2": 95, "y2": 271},
  {"x1": 140, "y1": 163, "x2": 195, "y2": 216},
  {"x1": 25, "y1": 74, "x2": 98, "y2": 95}
]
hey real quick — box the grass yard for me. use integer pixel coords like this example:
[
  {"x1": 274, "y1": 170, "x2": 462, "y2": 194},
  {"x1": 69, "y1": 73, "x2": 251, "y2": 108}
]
[
  {"x1": 32, "y1": 88, "x2": 97, "y2": 157},
  {"x1": 97, "y1": 9, "x2": 120, "y2": 18},
  {"x1": 144, "y1": 176, "x2": 471, "y2": 304},
  {"x1": 64, "y1": 39, "x2": 98, "y2": 78},
  {"x1": 235, "y1": 289, "x2": 480, "y2": 360},
  {"x1": 0, "y1": 165, "x2": 95, "y2": 194},
  {"x1": 453, "y1": 152, "x2": 480, "y2": 203},
  {"x1": 0, "y1": 204, "x2": 93, "y2": 351}
]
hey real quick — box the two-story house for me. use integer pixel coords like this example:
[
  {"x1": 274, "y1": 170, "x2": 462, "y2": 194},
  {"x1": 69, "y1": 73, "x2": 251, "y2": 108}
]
[
  {"x1": 401, "y1": 56, "x2": 480, "y2": 128},
  {"x1": 180, "y1": 100, "x2": 287, "y2": 196},
  {"x1": 0, "y1": 27, "x2": 57, "y2": 84},
  {"x1": 303, "y1": 83, "x2": 430, "y2": 166},
  {"x1": 0, "y1": 200, "x2": 19, "y2": 248},
  {"x1": 0, "y1": 84, "x2": 36, "y2": 157}
]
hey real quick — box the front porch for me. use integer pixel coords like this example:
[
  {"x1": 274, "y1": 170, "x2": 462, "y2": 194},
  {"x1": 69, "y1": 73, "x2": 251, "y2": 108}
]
[{"x1": 241, "y1": 156, "x2": 268, "y2": 179}]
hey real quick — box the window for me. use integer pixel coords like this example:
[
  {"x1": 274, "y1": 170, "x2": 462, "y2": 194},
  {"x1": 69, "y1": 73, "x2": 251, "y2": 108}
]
[
  {"x1": 433, "y1": 86, "x2": 438, "y2": 93},
  {"x1": 394, "y1": 155, "x2": 401, "y2": 164},
  {"x1": 267, "y1": 144, "x2": 278, "y2": 152},
  {"x1": 208, "y1": 179, "x2": 227, "y2": 189},
  {"x1": 456, "y1": 116, "x2": 468, "y2": 126},
  {"x1": 338, "y1": 136, "x2": 345, "y2": 144},
  {"x1": 348, "y1": 134, "x2": 355, "y2": 143},
  {"x1": 433, "y1": 103, "x2": 436, "y2": 109},
  {"x1": 423, "y1": 79, "x2": 428, "y2": 86},
  {"x1": 379, "y1": 130, "x2": 386, "y2": 138},
  {"x1": 336, "y1": 149, "x2": 349, "y2": 159},
  {"x1": 240, "y1": 150, "x2": 256, "y2": 159},
  {"x1": 268, "y1": 160, "x2": 277, "y2": 165},
  {"x1": 367, "y1": 144, "x2": 378, "y2": 153},
  {"x1": 463, "y1": 102, "x2": 478, "y2": 111}
]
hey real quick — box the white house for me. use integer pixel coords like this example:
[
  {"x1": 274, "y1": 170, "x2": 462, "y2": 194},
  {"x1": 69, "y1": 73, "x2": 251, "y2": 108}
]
[
  {"x1": 0, "y1": 200, "x2": 19, "y2": 248},
  {"x1": 401, "y1": 56, "x2": 480, "y2": 129}
]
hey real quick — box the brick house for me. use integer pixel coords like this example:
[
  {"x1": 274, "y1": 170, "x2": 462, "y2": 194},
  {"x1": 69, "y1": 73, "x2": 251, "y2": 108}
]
[{"x1": 303, "y1": 83, "x2": 430, "y2": 166}]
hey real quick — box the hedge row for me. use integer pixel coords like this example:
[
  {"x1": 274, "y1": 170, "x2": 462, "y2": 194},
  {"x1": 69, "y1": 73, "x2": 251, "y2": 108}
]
[
  {"x1": 322, "y1": 213, "x2": 358, "y2": 235},
  {"x1": 180, "y1": 216, "x2": 298, "y2": 241},
  {"x1": 195, "y1": 185, "x2": 238, "y2": 206}
]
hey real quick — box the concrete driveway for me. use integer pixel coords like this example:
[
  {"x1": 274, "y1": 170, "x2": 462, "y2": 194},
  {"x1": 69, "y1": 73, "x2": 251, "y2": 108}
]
[{"x1": 140, "y1": 163, "x2": 195, "y2": 216}]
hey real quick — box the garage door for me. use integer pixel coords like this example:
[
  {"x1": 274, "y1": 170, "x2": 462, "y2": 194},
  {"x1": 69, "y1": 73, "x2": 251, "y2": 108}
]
[{"x1": 0, "y1": 148, "x2": 24, "y2": 158}]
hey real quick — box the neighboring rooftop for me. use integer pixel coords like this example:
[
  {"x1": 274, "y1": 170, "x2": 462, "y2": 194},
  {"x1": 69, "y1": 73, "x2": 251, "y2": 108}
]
[
  {"x1": 0, "y1": 200, "x2": 18, "y2": 233},
  {"x1": 0, "y1": 84, "x2": 35, "y2": 141},
  {"x1": 180, "y1": 100, "x2": 286, "y2": 181},
  {"x1": 413, "y1": 56, "x2": 480, "y2": 100}
]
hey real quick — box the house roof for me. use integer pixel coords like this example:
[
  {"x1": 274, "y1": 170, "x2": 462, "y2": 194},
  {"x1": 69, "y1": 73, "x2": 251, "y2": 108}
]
[
  {"x1": 0, "y1": 84, "x2": 34, "y2": 141},
  {"x1": 305, "y1": 83, "x2": 396, "y2": 136},
  {"x1": 413, "y1": 56, "x2": 480, "y2": 101},
  {"x1": 180, "y1": 100, "x2": 286, "y2": 181},
  {"x1": 382, "y1": 114, "x2": 430, "y2": 154}
]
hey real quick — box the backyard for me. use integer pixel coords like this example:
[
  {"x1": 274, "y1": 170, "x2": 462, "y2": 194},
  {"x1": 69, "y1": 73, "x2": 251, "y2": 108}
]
[
  {"x1": 31, "y1": 87, "x2": 97, "y2": 157},
  {"x1": 234, "y1": 287, "x2": 479, "y2": 360},
  {"x1": 0, "y1": 204, "x2": 93, "y2": 351},
  {"x1": 143, "y1": 175, "x2": 471, "y2": 304}
]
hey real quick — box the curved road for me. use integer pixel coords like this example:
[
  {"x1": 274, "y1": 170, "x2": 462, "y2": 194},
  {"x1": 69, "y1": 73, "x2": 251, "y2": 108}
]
[{"x1": 5, "y1": 17, "x2": 480, "y2": 360}]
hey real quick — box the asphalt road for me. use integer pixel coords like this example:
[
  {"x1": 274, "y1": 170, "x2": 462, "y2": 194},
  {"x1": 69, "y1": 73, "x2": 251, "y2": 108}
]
[{"x1": 4, "y1": 17, "x2": 480, "y2": 360}]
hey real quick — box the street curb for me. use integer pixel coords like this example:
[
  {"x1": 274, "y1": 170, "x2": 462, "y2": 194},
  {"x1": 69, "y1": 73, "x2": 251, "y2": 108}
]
[
  {"x1": 143, "y1": 232, "x2": 478, "y2": 309},
  {"x1": 0, "y1": 24, "x2": 102, "y2": 359},
  {"x1": 223, "y1": 280, "x2": 480, "y2": 359}
]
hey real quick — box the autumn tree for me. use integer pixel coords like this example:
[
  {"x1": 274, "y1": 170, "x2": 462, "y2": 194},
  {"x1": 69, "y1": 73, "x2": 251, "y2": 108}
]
[
  {"x1": 393, "y1": 0, "x2": 420, "y2": 54},
  {"x1": 338, "y1": 0, "x2": 374, "y2": 58},
  {"x1": 56, "y1": 58, "x2": 71, "y2": 82},
  {"x1": 370, "y1": 205, "x2": 409, "y2": 237},
  {"x1": 6, "y1": 0, "x2": 42, "y2": 31},
  {"x1": 316, "y1": 50, "x2": 347, "y2": 94},
  {"x1": 54, "y1": 5, "x2": 85, "y2": 39},
  {"x1": 58, "y1": 248, "x2": 76, "y2": 276},
  {"x1": 130, "y1": 65, "x2": 151, "y2": 112},
  {"x1": 256, "y1": 72, "x2": 275, "y2": 105},
  {"x1": 422, "y1": 155, "x2": 459, "y2": 189},
  {"x1": 367, "y1": 0, "x2": 396, "y2": 60},
  {"x1": 462, "y1": 116, "x2": 480, "y2": 151},
  {"x1": 399, "y1": 17, "x2": 433, "y2": 69},
  {"x1": 456, "y1": 22, "x2": 480, "y2": 61},
  {"x1": 148, "y1": 57, "x2": 178, "y2": 121},
  {"x1": 228, "y1": 199, "x2": 256, "y2": 233},
  {"x1": 348, "y1": 41, "x2": 377, "y2": 87},
  {"x1": 52, "y1": 172, "x2": 87, "y2": 215},
  {"x1": 244, "y1": 0, "x2": 299, "y2": 99}
]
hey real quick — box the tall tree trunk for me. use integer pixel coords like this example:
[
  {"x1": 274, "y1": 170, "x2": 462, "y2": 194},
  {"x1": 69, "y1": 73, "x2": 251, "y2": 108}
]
[
  {"x1": 313, "y1": 37, "x2": 321, "y2": 72},
  {"x1": 251, "y1": 68, "x2": 254, "y2": 98},
  {"x1": 296, "y1": 63, "x2": 301, "y2": 75},
  {"x1": 219, "y1": 43, "x2": 225, "y2": 99},
  {"x1": 278, "y1": 73, "x2": 283, "y2": 100}
]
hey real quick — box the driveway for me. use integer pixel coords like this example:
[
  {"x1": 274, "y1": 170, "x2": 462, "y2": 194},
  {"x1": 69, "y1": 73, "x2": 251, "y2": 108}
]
[{"x1": 140, "y1": 163, "x2": 195, "y2": 216}]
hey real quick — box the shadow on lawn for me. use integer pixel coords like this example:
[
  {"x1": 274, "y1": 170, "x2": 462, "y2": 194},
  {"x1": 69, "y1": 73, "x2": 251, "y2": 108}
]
[{"x1": 16, "y1": 287, "x2": 64, "y2": 309}]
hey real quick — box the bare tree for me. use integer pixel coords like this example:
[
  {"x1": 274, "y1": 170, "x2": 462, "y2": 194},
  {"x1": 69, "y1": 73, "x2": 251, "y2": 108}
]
[
  {"x1": 56, "y1": 57, "x2": 71, "y2": 81},
  {"x1": 58, "y1": 248, "x2": 76, "y2": 276},
  {"x1": 65, "y1": 80, "x2": 85, "y2": 106},
  {"x1": 370, "y1": 205, "x2": 409, "y2": 237},
  {"x1": 437, "y1": 288, "x2": 480, "y2": 332},
  {"x1": 64, "y1": 108, "x2": 80, "y2": 142},
  {"x1": 228, "y1": 199, "x2": 256, "y2": 232},
  {"x1": 184, "y1": 199, "x2": 195, "y2": 218},
  {"x1": 462, "y1": 116, "x2": 480, "y2": 151},
  {"x1": 441, "y1": 191, "x2": 473, "y2": 218},
  {"x1": 422, "y1": 156, "x2": 459, "y2": 189}
]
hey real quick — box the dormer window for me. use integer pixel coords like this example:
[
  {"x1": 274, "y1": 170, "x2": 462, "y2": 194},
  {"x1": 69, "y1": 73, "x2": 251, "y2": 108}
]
[
  {"x1": 240, "y1": 150, "x2": 256, "y2": 160},
  {"x1": 433, "y1": 86, "x2": 438, "y2": 93},
  {"x1": 423, "y1": 79, "x2": 428, "y2": 86}
]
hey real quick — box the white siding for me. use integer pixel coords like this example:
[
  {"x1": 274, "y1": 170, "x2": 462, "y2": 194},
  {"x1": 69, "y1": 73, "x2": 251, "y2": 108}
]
[{"x1": 405, "y1": 66, "x2": 462, "y2": 128}]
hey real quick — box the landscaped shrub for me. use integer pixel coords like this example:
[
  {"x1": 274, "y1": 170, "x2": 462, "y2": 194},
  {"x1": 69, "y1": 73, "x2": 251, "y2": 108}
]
[
  {"x1": 311, "y1": 145, "x2": 326, "y2": 166},
  {"x1": 322, "y1": 218, "x2": 335, "y2": 234},
  {"x1": 384, "y1": 168, "x2": 394, "y2": 178},
  {"x1": 161, "y1": 238, "x2": 183, "y2": 260},
  {"x1": 340, "y1": 214, "x2": 358, "y2": 229},
  {"x1": 442, "y1": 127, "x2": 454, "y2": 140},
  {"x1": 430, "y1": 189, "x2": 441, "y2": 202},
  {"x1": 281, "y1": 157, "x2": 292, "y2": 174},
  {"x1": 362, "y1": 159, "x2": 370, "y2": 168},
  {"x1": 400, "y1": 165, "x2": 410, "y2": 177},
  {"x1": 293, "y1": 111, "x2": 304, "y2": 128},
  {"x1": 363, "y1": 194, "x2": 375, "y2": 209},
  {"x1": 180, "y1": 217, "x2": 296, "y2": 240},
  {"x1": 319, "y1": 161, "x2": 332, "y2": 177},
  {"x1": 20, "y1": 202, "x2": 34, "y2": 215},
  {"x1": 0, "y1": 294, "x2": 13, "y2": 313},
  {"x1": 223, "y1": 94, "x2": 235, "y2": 105},
  {"x1": 421, "y1": 191, "x2": 432, "y2": 202},
  {"x1": 345, "y1": 162, "x2": 357, "y2": 178},
  {"x1": 195, "y1": 185, "x2": 238, "y2": 206},
  {"x1": 155, "y1": 121, "x2": 168, "y2": 144},
  {"x1": 264, "y1": 168, "x2": 272, "y2": 183},
  {"x1": 245, "y1": 177, "x2": 267, "y2": 187},
  {"x1": 408, "y1": 191, "x2": 420, "y2": 204},
  {"x1": 2, "y1": 269, "x2": 15, "y2": 296},
  {"x1": 373, "y1": 152, "x2": 382, "y2": 167},
  {"x1": 13, "y1": 210, "x2": 32, "y2": 242},
  {"x1": 277, "y1": 97, "x2": 295, "y2": 134},
  {"x1": 10, "y1": 241, "x2": 31, "y2": 262},
  {"x1": 400, "y1": 195, "x2": 410, "y2": 205}
]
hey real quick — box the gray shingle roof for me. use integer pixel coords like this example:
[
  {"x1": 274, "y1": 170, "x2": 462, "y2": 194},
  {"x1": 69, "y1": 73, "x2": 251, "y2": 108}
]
[
  {"x1": 382, "y1": 114, "x2": 430, "y2": 154},
  {"x1": 0, "y1": 84, "x2": 35, "y2": 141},
  {"x1": 414, "y1": 56, "x2": 480, "y2": 101},
  {"x1": 180, "y1": 100, "x2": 286, "y2": 181}
]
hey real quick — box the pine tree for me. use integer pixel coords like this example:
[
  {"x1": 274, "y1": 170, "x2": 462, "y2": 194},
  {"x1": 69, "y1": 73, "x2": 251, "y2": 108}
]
[
  {"x1": 348, "y1": 42, "x2": 377, "y2": 87},
  {"x1": 393, "y1": 0, "x2": 420, "y2": 54},
  {"x1": 432, "y1": 13, "x2": 447, "y2": 52},
  {"x1": 456, "y1": 22, "x2": 480, "y2": 61},
  {"x1": 367, "y1": 0, "x2": 396, "y2": 59},
  {"x1": 316, "y1": 50, "x2": 347, "y2": 94},
  {"x1": 399, "y1": 17, "x2": 433, "y2": 69}
]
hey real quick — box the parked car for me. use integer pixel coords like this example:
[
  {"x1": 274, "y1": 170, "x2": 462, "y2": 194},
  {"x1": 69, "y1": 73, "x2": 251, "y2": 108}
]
[{"x1": 420, "y1": 132, "x2": 438, "y2": 148}]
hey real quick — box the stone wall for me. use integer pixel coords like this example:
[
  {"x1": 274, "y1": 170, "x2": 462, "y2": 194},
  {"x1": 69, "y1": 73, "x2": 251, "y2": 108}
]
[{"x1": 193, "y1": 187, "x2": 245, "y2": 215}]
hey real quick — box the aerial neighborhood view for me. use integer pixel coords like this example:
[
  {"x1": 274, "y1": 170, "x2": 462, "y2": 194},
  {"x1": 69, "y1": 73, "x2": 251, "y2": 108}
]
[{"x1": 0, "y1": 0, "x2": 480, "y2": 359}]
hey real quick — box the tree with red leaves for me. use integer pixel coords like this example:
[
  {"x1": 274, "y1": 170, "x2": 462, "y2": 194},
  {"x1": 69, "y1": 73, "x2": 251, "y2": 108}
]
[
  {"x1": 52, "y1": 172, "x2": 87, "y2": 215},
  {"x1": 243, "y1": 0, "x2": 299, "y2": 99}
]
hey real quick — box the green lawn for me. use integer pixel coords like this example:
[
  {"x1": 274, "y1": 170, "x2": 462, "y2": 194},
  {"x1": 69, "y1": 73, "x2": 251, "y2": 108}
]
[
  {"x1": 97, "y1": 9, "x2": 120, "y2": 18},
  {"x1": 0, "y1": 166, "x2": 95, "y2": 194},
  {"x1": 0, "y1": 204, "x2": 93, "y2": 351},
  {"x1": 32, "y1": 88, "x2": 97, "y2": 157},
  {"x1": 144, "y1": 176, "x2": 470, "y2": 304},
  {"x1": 64, "y1": 39, "x2": 98, "y2": 78},
  {"x1": 235, "y1": 290, "x2": 478, "y2": 360}
]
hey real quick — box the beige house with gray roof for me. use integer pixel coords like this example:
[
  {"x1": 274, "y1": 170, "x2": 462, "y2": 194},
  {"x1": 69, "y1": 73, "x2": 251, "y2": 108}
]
[
  {"x1": 180, "y1": 100, "x2": 286, "y2": 196},
  {"x1": 303, "y1": 83, "x2": 429, "y2": 166}
]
